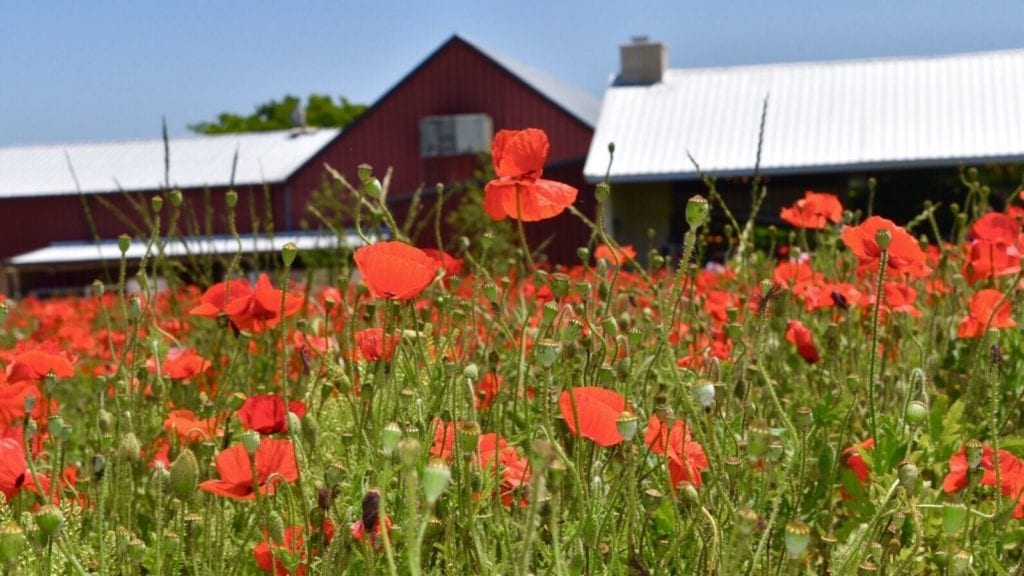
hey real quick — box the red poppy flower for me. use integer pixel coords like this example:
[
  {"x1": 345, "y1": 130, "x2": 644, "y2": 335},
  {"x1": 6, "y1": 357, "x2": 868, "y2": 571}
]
[
  {"x1": 189, "y1": 279, "x2": 253, "y2": 318},
  {"x1": 841, "y1": 216, "x2": 931, "y2": 278},
  {"x1": 785, "y1": 320, "x2": 819, "y2": 364},
  {"x1": 483, "y1": 129, "x2": 578, "y2": 222},
  {"x1": 237, "y1": 394, "x2": 307, "y2": 435},
  {"x1": 474, "y1": 373, "x2": 504, "y2": 411},
  {"x1": 199, "y1": 438, "x2": 299, "y2": 500},
  {"x1": 843, "y1": 438, "x2": 875, "y2": 485},
  {"x1": 478, "y1": 432, "x2": 531, "y2": 507},
  {"x1": 971, "y1": 212, "x2": 1021, "y2": 246},
  {"x1": 431, "y1": 419, "x2": 458, "y2": 461},
  {"x1": 421, "y1": 249, "x2": 464, "y2": 279},
  {"x1": 354, "y1": 242, "x2": 439, "y2": 301},
  {"x1": 254, "y1": 525, "x2": 308, "y2": 576},
  {"x1": 958, "y1": 289, "x2": 1016, "y2": 339},
  {"x1": 5, "y1": 350, "x2": 74, "y2": 384},
  {"x1": 943, "y1": 444, "x2": 1024, "y2": 499},
  {"x1": 163, "y1": 409, "x2": 222, "y2": 444},
  {"x1": 773, "y1": 260, "x2": 821, "y2": 290},
  {"x1": 644, "y1": 415, "x2": 709, "y2": 489},
  {"x1": 0, "y1": 382, "x2": 42, "y2": 427},
  {"x1": 594, "y1": 244, "x2": 637, "y2": 264},
  {"x1": 0, "y1": 438, "x2": 27, "y2": 502},
  {"x1": 355, "y1": 328, "x2": 401, "y2": 361},
  {"x1": 780, "y1": 190, "x2": 843, "y2": 229},
  {"x1": 559, "y1": 387, "x2": 627, "y2": 447},
  {"x1": 146, "y1": 348, "x2": 210, "y2": 380},
  {"x1": 222, "y1": 274, "x2": 304, "y2": 333}
]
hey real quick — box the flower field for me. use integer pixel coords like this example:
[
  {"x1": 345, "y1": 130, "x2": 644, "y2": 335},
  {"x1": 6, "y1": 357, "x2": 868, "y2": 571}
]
[{"x1": 2, "y1": 128, "x2": 1024, "y2": 575}]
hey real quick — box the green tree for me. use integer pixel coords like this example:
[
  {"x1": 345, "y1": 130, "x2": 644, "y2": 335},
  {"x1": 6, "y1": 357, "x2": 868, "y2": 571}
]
[{"x1": 189, "y1": 93, "x2": 367, "y2": 134}]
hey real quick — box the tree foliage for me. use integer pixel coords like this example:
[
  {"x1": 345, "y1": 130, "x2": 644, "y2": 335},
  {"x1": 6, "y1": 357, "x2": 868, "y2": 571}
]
[{"x1": 189, "y1": 93, "x2": 367, "y2": 134}]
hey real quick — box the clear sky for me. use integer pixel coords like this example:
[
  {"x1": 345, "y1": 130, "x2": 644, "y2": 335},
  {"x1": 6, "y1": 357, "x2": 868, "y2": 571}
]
[{"x1": 2, "y1": 1, "x2": 1021, "y2": 146}]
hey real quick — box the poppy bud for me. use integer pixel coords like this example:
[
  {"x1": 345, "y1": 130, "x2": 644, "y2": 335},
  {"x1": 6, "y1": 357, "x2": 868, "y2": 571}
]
[
  {"x1": 382, "y1": 423, "x2": 402, "y2": 456},
  {"x1": 168, "y1": 188, "x2": 183, "y2": 207},
  {"x1": 128, "y1": 294, "x2": 142, "y2": 320},
  {"x1": 225, "y1": 190, "x2": 238, "y2": 208},
  {"x1": 650, "y1": 252, "x2": 664, "y2": 269},
  {"x1": 151, "y1": 195, "x2": 163, "y2": 213},
  {"x1": 240, "y1": 430, "x2": 261, "y2": 456},
  {"x1": 965, "y1": 440, "x2": 983, "y2": 470},
  {"x1": 576, "y1": 247, "x2": 590, "y2": 263},
  {"x1": 33, "y1": 505, "x2": 64, "y2": 539},
  {"x1": 286, "y1": 412, "x2": 303, "y2": 436},
  {"x1": 784, "y1": 520, "x2": 811, "y2": 559},
  {"x1": 692, "y1": 379, "x2": 715, "y2": 410},
  {"x1": 616, "y1": 412, "x2": 638, "y2": 442},
  {"x1": 685, "y1": 195, "x2": 709, "y2": 228},
  {"x1": 904, "y1": 400, "x2": 928, "y2": 426},
  {"x1": 357, "y1": 163, "x2": 373, "y2": 183},
  {"x1": 266, "y1": 511, "x2": 285, "y2": 544},
  {"x1": 897, "y1": 460, "x2": 918, "y2": 492},
  {"x1": 607, "y1": 142, "x2": 615, "y2": 154},
  {"x1": 362, "y1": 177, "x2": 383, "y2": 199},
  {"x1": 0, "y1": 302, "x2": 7, "y2": 325},
  {"x1": 301, "y1": 414, "x2": 319, "y2": 449},
  {"x1": 0, "y1": 522, "x2": 26, "y2": 564},
  {"x1": 281, "y1": 242, "x2": 298, "y2": 267},
  {"x1": 594, "y1": 183, "x2": 610, "y2": 203},
  {"x1": 169, "y1": 449, "x2": 199, "y2": 501},
  {"x1": 679, "y1": 481, "x2": 699, "y2": 504},
  {"x1": 951, "y1": 549, "x2": 972, "y2": 575},
  {"x1": 118, "y1": 234, "x2": 131, "y2": 254},
  {"x1": 398, "y1": 437, "x2": 421, "y2": 468},
  {"x1": 534, "y1": 339, "x2": 561, "y2": 368},
  {"x1": 422, "y1": 459, "x2": 451, "y2": 504},
  {"x1": 118, "y1": 433, "x2": 142, "y2": 462},
  {"x1": 615, "y1": 357, "x2": 631, "y2": 382}
]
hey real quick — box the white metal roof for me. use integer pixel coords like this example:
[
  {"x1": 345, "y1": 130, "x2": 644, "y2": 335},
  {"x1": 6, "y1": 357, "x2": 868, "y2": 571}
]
[
  {"x1": 463, "y1": 37, "x2": 601, "y2": 128},
  {"x1": 0, "y1": 128, "x2": 339, "y2": 198},
  {"x1": 6, "y1": 231, "x2": 364, "y2": 267},
  {"x1": 584, "y1": 49, "x2": 1024, "y2": 182}
]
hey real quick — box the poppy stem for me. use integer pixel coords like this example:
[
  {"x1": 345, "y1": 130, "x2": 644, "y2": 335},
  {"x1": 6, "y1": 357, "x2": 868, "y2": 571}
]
[
  {"x1": 514, "y1": 185, "x2": 536, "y2": 270},
  {"x1": 867, "y1": 250, "x2": 888, "y2": 441}
]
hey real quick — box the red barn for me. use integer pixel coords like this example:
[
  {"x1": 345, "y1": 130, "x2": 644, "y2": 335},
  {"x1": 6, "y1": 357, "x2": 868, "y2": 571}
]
[{"x1": 0, "y1": 34, "x2": 599, "y2": 295}]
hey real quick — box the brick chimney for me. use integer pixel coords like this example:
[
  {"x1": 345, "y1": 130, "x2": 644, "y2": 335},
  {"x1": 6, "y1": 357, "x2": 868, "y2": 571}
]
[{"x1": 619, "y1": 36, "x2": 667, "y2": 85}]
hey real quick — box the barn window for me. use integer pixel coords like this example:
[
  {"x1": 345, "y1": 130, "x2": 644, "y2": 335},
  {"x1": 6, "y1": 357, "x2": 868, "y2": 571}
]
[{"x1": 419, "y1": 114, "x2": 493, "y2": 158}]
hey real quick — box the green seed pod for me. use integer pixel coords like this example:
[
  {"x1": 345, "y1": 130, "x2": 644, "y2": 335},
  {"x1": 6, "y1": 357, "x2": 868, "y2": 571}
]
[
  {"x1": 169, "y1": 449, "x2": 199, "y2": 501},
  {"x1": 965, "y1": 440, "x2": 983, "y2": 469},
  {"x1": 301, "y1": 414, "x2": 319, "y2": 450},
  {"x1": 33, "y1": 505, "x2": 64, "y2": 539},
  {"x1": 594, "y1": 183, "x2": 610, "y2": 203},
  {"x1": 0, "y1": 522, "x2": 24, "y2": 564},
  {"x1": 904, "y1": 400, "x2": 928, "y2": 426},
  {"x1": 457, "y1": 421, "x2": 481, "y2": 454},
  {"x1": 795, "y1": 406, "x2": 813, "y2": 429},
  {"x1": 951, "y1": 549, "x2": 972, "y2": 575},
  {"x1": 422, "y1": 459, "x2": 452, "y2": 504},
  {"x1": 897, "y1": 460, "x2": 919, "y2": 492},
  {"x1": 534, "y1": 339, "x2": 561, "y2": 368},
  {"x1": 266, "y1": 511, "x2": 285, "y2": 544},
  {"x1": 685, "y1": 195, "x2": 709, "y2": 228},
  {"x1": 281, "y1": 242, "x2": 298, "y2": 267},
  {"x1": 240, "y1": 430, "x2": 261, "y2": 456},
  {"x1": 858, "y1": 561, "x2": 877, "y2": 574},
  {"x1": 168, "y1": 189, "x2": 183, "y2": 207},
  {"x1": 784, "y1": 520, "x2": 812, "y2": 559},
  {"x1": 382, "y1": 423, "x2": 402, "y2": 456},
  {"x1": 576, "y1": 247, "x2": 590, "y2": 263},
  {"x1": 151, "y1": 195, "x2": 163, "y2": 214},
  {"x1": 397, "y1": 437, "x2": 421, "y2": 468},
  {"x1": 874, "y1": 229, "x2": 892, "y2": 251},
  {"x1": 225, "y1": 190, "x2": 238, "y2": 208},
  {"x1": 616, "y1": 412, "x2": 638, "y2": 442},
  {"x1": 118, "y1": 234, "x2": 132, "y2": 254},
  {"x1": 736, "y1": 507, "x2": 759, "y2": 536}
]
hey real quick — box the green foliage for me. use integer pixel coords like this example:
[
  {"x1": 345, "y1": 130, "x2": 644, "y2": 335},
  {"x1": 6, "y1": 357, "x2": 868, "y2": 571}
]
[{"x1": 189, "y1": 94, "x2": 367, "y2": 134}]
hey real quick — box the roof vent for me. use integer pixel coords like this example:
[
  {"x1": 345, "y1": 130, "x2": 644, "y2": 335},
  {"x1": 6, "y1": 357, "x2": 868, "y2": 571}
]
[{"x1": 619, "y1": 37, "x2": 667, "y2": 85}]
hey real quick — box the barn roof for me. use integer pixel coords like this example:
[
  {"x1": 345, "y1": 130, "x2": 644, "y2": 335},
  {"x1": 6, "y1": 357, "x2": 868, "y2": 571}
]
[
  {"x1": 0, "y1": 128, "x2": 339, "y2": 198},
  {"x1": 460, "y1": 37, "x2": 601, "y2": 127},
  {"x1": 584, "y1": 48, "x2": 1024, "y2": 182}
]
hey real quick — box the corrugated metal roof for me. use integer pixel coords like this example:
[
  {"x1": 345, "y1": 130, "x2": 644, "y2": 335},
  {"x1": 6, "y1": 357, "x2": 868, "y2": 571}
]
[
  {"x1": 463, "y1": 37, "x2": 601, "y2": 127},
  {"x1": 6, "y1": 231, "x2": 367, "y2": 267},
  {"x1": 584, "y1": 49, "x2": 1024, "y2": 182},
  {"x1": 0, "y1": 128, "x2": 339, "y2": 198}
]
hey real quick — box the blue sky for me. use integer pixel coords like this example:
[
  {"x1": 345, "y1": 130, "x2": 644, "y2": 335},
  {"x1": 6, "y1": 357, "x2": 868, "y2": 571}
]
[{"x1": 2, "y1": 1, "x2": 1021, "y2": 146}]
